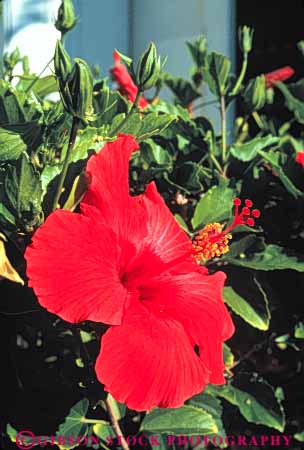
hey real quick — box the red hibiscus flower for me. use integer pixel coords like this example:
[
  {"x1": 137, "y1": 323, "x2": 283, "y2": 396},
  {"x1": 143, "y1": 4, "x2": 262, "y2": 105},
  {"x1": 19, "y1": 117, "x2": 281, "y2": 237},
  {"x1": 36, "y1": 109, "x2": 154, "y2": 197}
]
[
  {"x1": 111, "y1": 51, "x2": 149, "y2": 109},
  {"x1": 295, "y1": 151, "x2": 304, "y2": 167},
  {"x1": 25, "y1": 134, "x2": 234, "y2": 411},
  {"x1": 264, "y1": 66, "x2": 295, "y2": 88}
]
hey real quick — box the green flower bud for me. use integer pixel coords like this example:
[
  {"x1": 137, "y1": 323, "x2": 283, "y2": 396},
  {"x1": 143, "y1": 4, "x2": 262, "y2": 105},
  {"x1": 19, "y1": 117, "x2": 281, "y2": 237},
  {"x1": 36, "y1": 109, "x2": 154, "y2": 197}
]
[
  {"x1": 238, "y1": 25, "x2": 254, "y2": 54},
  {"x1": 67, "y1": 58, "x2": 94, "y2": 121},
  {"x1": 243, "y1": 75, "x2": 266, "y2": 112},
  {"x1": 55, "y1": 0, "x2": 77, "y2": 35},
  {"x1": 135, "y1": 42, "x2": 161, "y2": 91},
  {"x1": 54, "y1": 41, "x2": 93, "y2": 122},
  {"x1": 54, "y1": 40, "x2": 73, "y2": 84}
]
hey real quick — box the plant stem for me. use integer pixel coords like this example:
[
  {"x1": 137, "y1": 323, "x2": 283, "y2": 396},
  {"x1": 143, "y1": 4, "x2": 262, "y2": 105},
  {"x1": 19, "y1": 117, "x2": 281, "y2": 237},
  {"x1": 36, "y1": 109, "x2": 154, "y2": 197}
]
[
  {"x1": 52, "y1": 116, "x2": 79, "y2": 211},
  {"x1": 220, "y1": 94, "x2": 227, "y2": 163},
  {"x1": 25, "y1": 57, "x2": 54, "y2": 93},
  {"x1": 109, "y1": 90, "x2": 141, "y2": 137},
  {"x1": 210, "y1": 154, "x2": 223, "y2": 174},
  {"x1": 82, "y1": 418, "x2": 108, "y2": 425},
  {"x1": 105, "y1": 397, "x2": 130, "y2": 450},
  {"x1": 230, "y1": 54, "x2": 248, "y2": 96}
]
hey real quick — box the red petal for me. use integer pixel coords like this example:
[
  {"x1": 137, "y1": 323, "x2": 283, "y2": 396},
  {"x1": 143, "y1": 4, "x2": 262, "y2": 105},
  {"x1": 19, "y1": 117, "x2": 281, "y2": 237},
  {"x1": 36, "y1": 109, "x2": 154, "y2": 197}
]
[
  {"x1": 111, "y1": 53, "x2": 148, "y2": 108},
  {"x1": 140, "y1": 266, "x2": 234, "y2": 384},
  {"x1": 96, "y1": 301, "x2": 209, "y2": 411},
  {"x1": 25, "y1": 210, "x2": 127, "y2": 325},
  {"x1": 142, "y1": 182, "x2": 191, "y2": 264}
]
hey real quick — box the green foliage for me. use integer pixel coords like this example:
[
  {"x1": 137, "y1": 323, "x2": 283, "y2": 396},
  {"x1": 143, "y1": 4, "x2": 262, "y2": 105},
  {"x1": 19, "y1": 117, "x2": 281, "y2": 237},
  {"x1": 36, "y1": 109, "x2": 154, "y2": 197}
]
[
  {"x1": 191, "y1": 184, "x2": 235, "y2": 229},
  {"x1": 208, "y1": 375, "x2": 285, "y2": 432},
  {"x1": 2, "y1": 14, "x2": 304, "y2": 450},
  {"x1": 140, "y1": 405, "x2": 218, "y2": 434}
]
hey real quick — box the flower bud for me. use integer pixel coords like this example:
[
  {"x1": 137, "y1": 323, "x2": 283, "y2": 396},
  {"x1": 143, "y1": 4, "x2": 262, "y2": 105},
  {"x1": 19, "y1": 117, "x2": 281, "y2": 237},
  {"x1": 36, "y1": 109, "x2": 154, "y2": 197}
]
[
  {"x1": 135, "y1": 42, "x2": 161, "y2": 91},
  {"x1": 54, "y1": 40, "x2": 73, "y2": 84},
  {"x1": 66, "y1": 59, "x2": 94, "y2": 121},
  {"x1": 243, "y1": 75, "x2": 266, "y2": 111},
  {"x1": 55, "y1": 0, "x2": 77, "y2": 35},
  {"x1": 238, "y1": 26, "x2": 254, "y2": 54},
  {"x1": 54, "y1": 41, "x2": 93, "y2": 122}
]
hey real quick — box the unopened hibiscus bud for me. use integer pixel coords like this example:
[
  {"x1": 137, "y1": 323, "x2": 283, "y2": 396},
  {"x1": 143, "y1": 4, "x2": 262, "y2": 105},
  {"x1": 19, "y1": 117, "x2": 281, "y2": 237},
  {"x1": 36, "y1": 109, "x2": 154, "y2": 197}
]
[
  {"x1": 243, "y1": 75, "x2": 266, "y2": 111},
  {"x1": 191, "y1": 198, "x2": 260, "y2": 263},
  {"x1": 135, "y1": 42, "x2": 161, "y2": 91},
  {"x1": 54, "y1": 40, "x2": 73, "y2": 83},
  {"x1": 238, "y1": 25, "x2": 254, "y2": 54},
  {"x1": 54, "y1": 41, "x2": 93, "y2": 122},
  {"x1": 55, "y1": 0, "x2": 77, "y2": 35},
  {"x1": 295, "y1": 151, "x2": 304, "y2": 168},
  {"x1": 264, "y1": 66, "x2": 295, "y2": 89}
]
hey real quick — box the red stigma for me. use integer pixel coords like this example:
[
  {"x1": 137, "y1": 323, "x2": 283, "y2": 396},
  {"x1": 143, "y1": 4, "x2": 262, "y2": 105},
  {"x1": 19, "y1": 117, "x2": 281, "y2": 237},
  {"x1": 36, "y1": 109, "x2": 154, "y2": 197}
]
[{"x1": 225, "y1": 198, "x2": 260, "y2": 233}]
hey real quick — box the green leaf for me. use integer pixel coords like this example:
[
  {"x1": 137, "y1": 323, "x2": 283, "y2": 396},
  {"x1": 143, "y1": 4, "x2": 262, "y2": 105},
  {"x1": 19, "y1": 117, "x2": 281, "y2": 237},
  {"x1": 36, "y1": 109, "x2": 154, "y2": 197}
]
[
  {"x1": 230, "y1": 135, "x2": 279, "y2": 162},
  {"x1": 192, "y1": 185, "x2": 235, "y2": 229},
  {"x1": 93, "y1": 422, "x2": 114, "y2": 441},
  {"x1": 56, "y1": 399, "x2": 89, "y2": 449},
  {"x1": 32, "y1": 75, "x2": 58, "y2": 97},
  {"x1": 0, "y1": 203, "x2": 16, "y2": 226},
  {"x1": 187, "y1": 393, "x2": 227, "y2": 446},
  {"x1": 208, "y1": 376, "x2": 285, "y2": 432},
  {"x1": 164, "y1": 74, "x2": 201, "y2": 107},
  {"x1": 223, "y1": 283, "x2": 270, "y2": 330},
  {"x1": 140, "y1": 405, "x2": 218, "y2": 435},
  {"x1": 258, "y1": 149, "x2": 303, "y2": 198},
  {"x1": 140, "y1": 139, "x2": 172, "y2": 168},
  {"x1": 294, "y1": 431, "x2": 304, "y2": 442},
  {"x1": 109, "y1": 112, "x2": 175, "y2": 142},
  {"x1": 226, "y1": 241, "x2": 304, "y2": 272},
  {"x1": 276, "y1": 82, "x2": 304, "y2": 123},
  {"x1": 204, "y1": 52, "x2": 231, "y2": 96},
  {"x1": 294, "y1": 322, "x2": 304, "y2": 339},
  {"x1": 0, "y1": 128, "x2": 27, "y2": 160},
  {"x1": 0, "y1": 82, "x2": 27, "y2": 125},
  {"x1": 138, "y1": 113, "x2": 176, "y2": 141}
]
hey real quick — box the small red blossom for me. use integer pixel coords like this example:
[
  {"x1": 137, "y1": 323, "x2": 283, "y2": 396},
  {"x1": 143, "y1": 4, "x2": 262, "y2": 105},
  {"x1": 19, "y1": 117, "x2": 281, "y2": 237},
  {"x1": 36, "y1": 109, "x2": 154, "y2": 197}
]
[
  {"x1": 111, "y1": 51, "x2": 149, "y2": 109},
  {"x1": 295, "y1": 151, "x2": 304, "y2": 168},
  {"x1": 25, "y1": 135, "x2": 234, "y2": 411},
  {"x1": 264, "y1": 66, "x2": 295, "y2": 88},
  {"x1": 192, "y1": 198, "x2": 260, "y2": 263}
]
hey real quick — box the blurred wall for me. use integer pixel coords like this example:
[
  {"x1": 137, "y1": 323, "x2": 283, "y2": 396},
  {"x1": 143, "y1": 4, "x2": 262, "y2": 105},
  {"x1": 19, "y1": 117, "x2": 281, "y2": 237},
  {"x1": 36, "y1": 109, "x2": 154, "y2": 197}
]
[
  {"x1": 1, "y1": 0, "x2": 236, "y2": 130},
  {"x1": 3, "y1": 0, "x2": 61, "y2": 73}
]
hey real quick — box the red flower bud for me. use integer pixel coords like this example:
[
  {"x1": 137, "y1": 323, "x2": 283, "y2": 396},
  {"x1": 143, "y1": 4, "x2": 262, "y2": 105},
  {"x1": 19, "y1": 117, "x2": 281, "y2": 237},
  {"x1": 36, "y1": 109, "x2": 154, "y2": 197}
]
[
  {"x1": 264, "y1": 66, "x2": 295, "y2": 88},
  {"x1": 295, "y1": 151, "x2": 304, "y2": 168}
]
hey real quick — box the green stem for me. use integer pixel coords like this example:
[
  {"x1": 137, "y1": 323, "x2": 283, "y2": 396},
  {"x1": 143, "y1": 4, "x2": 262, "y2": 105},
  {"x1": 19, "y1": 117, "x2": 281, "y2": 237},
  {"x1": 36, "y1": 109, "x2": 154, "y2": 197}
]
[
  {"x1": 210, "y1": 154, "x2": 223, "y2": 174},
  {"x1": 52, "y1": 116, "x2": 79, "y2": 211},
  {"x1": 25, "y1": 57, "x2": 54, "y2": 93},
  {"x1": 220, "y1": 94, "x2": 227, "y2": 162},
  {"x1": 105, "y1": 397, "x2": 130, "y2": 450},
  {"x1": 109, "y1": 90, "x2": 141, "y2": 137},
  {"x1": 230, "y1": 54, "x2": 248, "y2": 96},
  {"x1": 82, "y1": 418, "x2": 108, "y2": 425}
]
